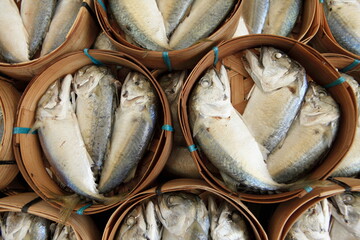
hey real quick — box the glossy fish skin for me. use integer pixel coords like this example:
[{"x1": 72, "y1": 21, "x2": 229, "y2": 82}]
[
  {"x1": 74, "y1": 65, "x2": 118, "y2": 178},
  {"x1": 98, "y1": 72, "x2": 158, "y2": 194},
  {"x1": 267, "y1": 83, "x2": 340, "y2": 183},
  {"x1": 21, "y1": 0, "x2": 56, "y2": 58},
  {"x1": 156, "y1": 0, "x2": 194, "y2": 37},
  {"x1": 331, "y1": 74, "x2": 360, "y2": 177},
  {"x1": 41, "y1": 0, "x2": 82, "y2": 56},
  {"x1": 109, "y1": 0, "x2": 169, "y2": 51},
  {"x1": 242, "y1": 47, "x2": 308, "y2": 154},
  {"x1": 0, "y1": 0, "x2": 29, "y2": 63},
  {"x1": 189, "y1": 65, "x2": 285, "y2": 191},
  {"x1": 324, "y1": 0, "x2": 360, "y2": 55},
  {"x1": 241, "y1": 0, "x2": 269, "y2": 34},
  {"x1": 26, "y1": 216, "x2": 50, "y2": 240},
  {"x1": 262, "y1": 0, "x2": 302, "y2": 37},
  {"x1": 169, "y1": 0, "x2": 236, "y2": 50},
  {"x1": 93, "y1": 32, "x2": 118, "y2": 51}
]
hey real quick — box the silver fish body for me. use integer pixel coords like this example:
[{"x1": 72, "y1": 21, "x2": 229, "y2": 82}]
[
  {"x1": 189, "y1": 65, "x2": 285, "y2": 191},
  {"x1": 93, "y1": 32, "x2": 118, "y2": 51},
  {"x1": 240, "y1": 0, "x2": 269, "y2": 34},
  {"x1": 40, "y1": 0, "x2": 82, "y2": 56},
  {"x1": 0, "y1": 0, "x2": 29, "y2": 63},
  {"x1": 1, "y1": 212, "x2": 31, "y2": 239},
  {"x1": 74, "y1": 65, "x2": 118, "y2": 178},
  {"x1": 324, "y1": 0, "x2": 360, "y2": 55},
  {"x1": 117, "y1": 204, "x2": 148, "y2": 240},
  {"x1": 25, "y1": 216, "x2": 50, "y2": 240},
  {"x1": 242, "y1": 47, "x2": 308, "y2": 154},
  {"x1": 51, "y1": 224, "x2": 76, "y2": 240},
  {"x1": 262, "y1": 0, "x2": 302, "y2": 37},
  {"x1": 267, "y1": 82, "x2": 340, "y2": 183},
  {"x1": 109, "y1": 0, "x2": 169, "y2": 51},
  {"x1": 330, "y1": 218, "x2": 359, "y2": 240},
  {"x1": 98, "y1": 72, "x2": 158, "y2": 193},
  {"x1": 169, "y1": 0, "x2": 236, "y2": 50},
  {"x1": 21, "y1": 0, "x2": 56, "y2": 58}
]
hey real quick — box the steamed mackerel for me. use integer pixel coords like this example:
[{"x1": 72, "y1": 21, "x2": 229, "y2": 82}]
[
  {"x1": 74, "y1": 65, "x2": 118, "y2": 178},
  {"x1": 98, "y1": 72, "x2": 158, "y2": 193},
  {"x1": 93, "y1": 32, "x2": 118, "y2": 51},
  {"x1": 21, "y1": 0, "x2": 56, "y2": 58},
  {"x1": 51, "y1": 223, "x2": 76, "y2": 240},
  {"x1": 34, "y1": 75, "x2": 107, "y2": 202},
  {"x1": 330, "y1": 218, "x2": 358, "y2": 240},
  {"x1": 109, "y1": 0, "x2": 169, "y2": 51},
  {"x1": 0, "y1": 0, "x2": 29, "y2": 63},
  {"x1": 324, "y1": 0, "x2": 360, "y2": 55},
  {"x1": 189, "y1": 65, "x2": 285, "y2": 191},
  {"x1": 169, "y1": 0, "x2": 236, "y2": 50},
  {"x1": 242, "y1": 47, "x2": 308, "y2": 154},
  {"x1": 267, "y1": 82, "x2": 340, "y2": 183},
  {"x1": 262, "y1": 0, "x2": 302, "y2": 37},
  {"x1": 41, "y1": 0, "x2": 82, "y2": 56},
  {"x1": 240, "y1": 0, "x2": 269, "y2": 34}
]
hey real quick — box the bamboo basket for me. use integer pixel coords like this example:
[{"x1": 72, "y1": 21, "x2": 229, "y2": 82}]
[
  {"x1": 0, "y1": 192, "x2": 100, "y2": 240},
  {"x1": 268, "y1": 177, "x2": 360, "y2": 240},
  {"x1": 13, "y1": 49, "x2": 172, "y2": 214},
  {"x1": 322, "y1": 53, "x2": 360, "y2": 80},
  {"x1": 0, "y1": 0, "x2": 99, "y2": 81},
  {"x1": 103, "y1": 179, "x2": 268, "y2": 240},
  {"x1": 310, "y1": 2, "x2": 360, "y2": 60},
  {"x1": 94, "y1": 0, "x2": 242, "y2": 70},
  {"x1": 178, "y1": 35, "x2": 358, "y2": 204},
  {"x1": 0, "y1": 78, "x2": 20, "y2": 190}
]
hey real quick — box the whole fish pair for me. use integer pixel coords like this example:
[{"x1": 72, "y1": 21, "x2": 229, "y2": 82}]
[
  {"x1": 34, "y1": 65, "x2": 158, "y2": 204},
  {"x1": 0, "y1": 0, "x2": 81, "y2": 63},
  {"x1": 109, "y1": 0, "x2": 236, "y2": 51}
]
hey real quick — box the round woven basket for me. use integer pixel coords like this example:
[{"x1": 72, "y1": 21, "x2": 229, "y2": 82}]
[
  {"x1": 94, "y1": 0, "x2": 242, "y2": 70},
  {"x1": 102, "y1": 179, "x2": 268, "y2": 240},
  {"x1": 13, "y1": 49, "x2": 172, "y2": 214},
  {"x1": 0, "y1": 78, "x2": 20, "y2": 190},
  {"x1": 322, "y1": 53, "x2": 360, "y2": 80},
  {"x1": 178, "y1": 35, "x2": 358, "y2": 204},
  {"x1": 268, "y1": 177, "x2": 360, "y2": 240},
  {"x1": 0, "y1": 192, "x2": 100, "y2": 240},
  {"x1": 0, "y1": 0, "x2": 99, "y2": 81}
]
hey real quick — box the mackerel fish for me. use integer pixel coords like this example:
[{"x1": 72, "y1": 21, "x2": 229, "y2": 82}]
[
  {"x1": 267, "y1": 82, "x2": 340, "y2": 183},
  {"x1": 0, "y1": 0, "x2": 29, "y2": 63},
  {"x1": 330, "y1": 218, "x2": 358, "y2": 240},
  {"x1": 331, "y1": 74, "x2": 360, "y2": 177},
  {"x1": 41, "y1": 0, "x2": 82, "y2": 56},
  {"x1": 169, "y1": 0, "x2": 236, "y2": 50},
  {"x1": 73, "y1": 65, "x2": 119, "y2": 179},
  {"x1": 21, "y1": 0, "x2": 56, "y2": 58},
  {"x1": 242, "y1": 47, "x2": 308, "y2": 154},
  {"x1": 324, "y1": 0, "x2": 360, "y2": 55},
  {"x1": 286, "y1": 199, "x2": 331, "y2": 240},
  {"x1": 109, "y1": 0, "x2": 169, "y2": 51},
  {"x1": 189, "y1": 65, "x2": 286, "y2": 191},
  {"x1": 93, "y1": 32, "x2": 118, "y2": 51},
  {"x1": 262, "y1": 0, "x2": 302, "y2": 37},
  {"x1": 51, "y1": 223, "x2": 76, "y2": 240},
  {"x1": 240, "y1": 0, "x2": 269, "y2": 34},
  {"x1": 329, "y1": 192, "x2": 360, "y2": 238},
  {"x1": 98, "y1": 72, "x2": 158, "y2": 194},
  {"x1": 156, "y1": 0, "x2": 194, "y2": 38}
]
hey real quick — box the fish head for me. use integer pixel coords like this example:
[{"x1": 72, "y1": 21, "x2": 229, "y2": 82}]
[
  {"x1": 243, "y1": 47, "x2": 303, "y2": 92},
  {"x1": 299, "y1": 82, "x2": 340, "y2": 126},
  {"x1": 118, "y1": 204, "x2": 147, "y2": 239},
  {"x1": 158, "y1": 71, "x2": 186, "y2": 104},
  {"x1": 341, "y1": 73, "x2": 360, "y2": 112},
  {"x1": 73, "y1": 65, "x2": 109, "y2": 95}
]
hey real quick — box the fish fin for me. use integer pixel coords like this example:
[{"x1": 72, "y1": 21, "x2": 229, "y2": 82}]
[
  {"x1": 70, "y1": 90, "x2": 76, "y2": 112},
  {"x1": 246, "y1": 84, "x2": 256, "y2": 100},
  {"x1": 29, "y1": 120, "x2": 43, "y2": 134},
  {"x1": 288, "y1": 179, "x2": 334, "y2": 192},
  {"x1": 192, "y1": 118, "x2": 204, "y2": 138},
  {"x1": 123, "y1": 164, "x2": 138, "y2": 183},
  {"x1": 220, "y1": 171, "x2": 238, "y2": 192}
]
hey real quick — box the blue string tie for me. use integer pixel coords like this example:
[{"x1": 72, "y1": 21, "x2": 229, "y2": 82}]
[
  {"x1": 188, "y1": 144, "x2": 198, "y2": 152},
  {"x1": 76, "y1": 203, "x2": 92, "y2": 215},
  {"x1": 303, "y1": 186, "x2": 313, "y2": 193},
  {"x1": 162, "y1": 52, "x2": 172, "y2": 72},
  {"x1": 84, "y1": 48, "x2": 104, "y2": 66},
  {"x1": 97, "y1": 0, "x2": 107, "y2": 11},
  {"x1": 213, "y1": 46, "x2": 219, "y2": 66},
  {"x1": 161, "y1": 125, "x2": 174, "y2": 132},
  {"x1": 340, "y1": 59, "x2": 360, "y2": 73},
  {"x1": 323, "y1": 76, "x2": 346, "y2": 89},
  {"x1": 13, "y1": 127, "x2": 38, "y2": 134}
]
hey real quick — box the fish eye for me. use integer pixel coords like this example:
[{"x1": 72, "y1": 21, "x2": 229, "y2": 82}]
[
  {"x1": 126, "y1": 216, "x2": 136, "y2": 226},
  {"x1": 201, "y1": 79, "x2": 211, "y2": 88},
  {"x1": 274, "y1": 52, "x2": 282, "y2": 59},
  {"x1": 231, "y1": 212, "x2": 241, "y2": 221},
  {"x1": 343, "y1": 194, "x2": 355, "y2": 205}
]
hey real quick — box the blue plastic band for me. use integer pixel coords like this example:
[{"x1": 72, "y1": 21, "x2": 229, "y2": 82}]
[
  {"x1": 97, "y1": 0, "x2": 107, "y2": 11},
  {"x1": 76, "y1": 203, "x2": 92, "y2": 215},
  {"x1": 162, "y1": 125, "x2": 174, "y2": 132},
  {"x1": 84, "y1": 48, "x2": 104, "y2": 66},
  {"x1": 162, "y1": 52, "x2": 172, "y2": 72},
  {"x1": 323, "y1": 76, "x2": 346, "y2": 89},
  {"x1": 319, "y1": 0, "x2": 324, "y2": 3},
  {"x1": 188, "y1": 144, "x2": 198, "y2": 152},
  {"x1": 304, "y1": 186, "x2": 313, "y2": 193},
  {"x1": 213, "y1": 46, "x2": 219, "y2": 66},
  {"x1": 340, "y1": 59, "x2": 360, "y2": 72},
  {"x1": 13, "y1": 127, "x2": 37, "y2": 134}
]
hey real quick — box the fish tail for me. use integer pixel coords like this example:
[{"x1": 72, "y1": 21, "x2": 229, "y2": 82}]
[
  {"x1": 99, "y1": 192, "x2": 128, "y2": 206},
  {"x1": 287, "y1": 179, "x2": 334, "y2": 193}
]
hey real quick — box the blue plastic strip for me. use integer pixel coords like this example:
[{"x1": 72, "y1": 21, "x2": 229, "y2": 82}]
[
  {"x1": 213, "y1": 46, "x2": 219, "y2": 66},
  {"x1": 304, "y1": 186, "x2": 313, "y2": 193},
  {"x1": 84, "y1": 48, "x2": 104, "y2": 66},
  {"x1": 162, "y1": 125, "x2": 174, "y2": 132},
  {"x1": 340, "y1": 59, "x2": 360, "y2": 73},
  {"x1": 162, "y1": 52, "x2": 172, "y2": 72},
  {"x1": 13, "y1": 127, "x2": 37, "y2": 134},
  {"x1": 323, "y1": 76, "x2": 346, "y2": 89},
  {"x1": 76, "y1": 203, "x2": 92, "y2": 215},
  {"x1": 319, "y1": 0, "x2": 324, "y2": 3},
  {"x1": 188, "y1": 144, "x2": 198, "y2": 152},
  {"x1": 97, "y1": 0, "x2": 107, "y2": 11}
]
